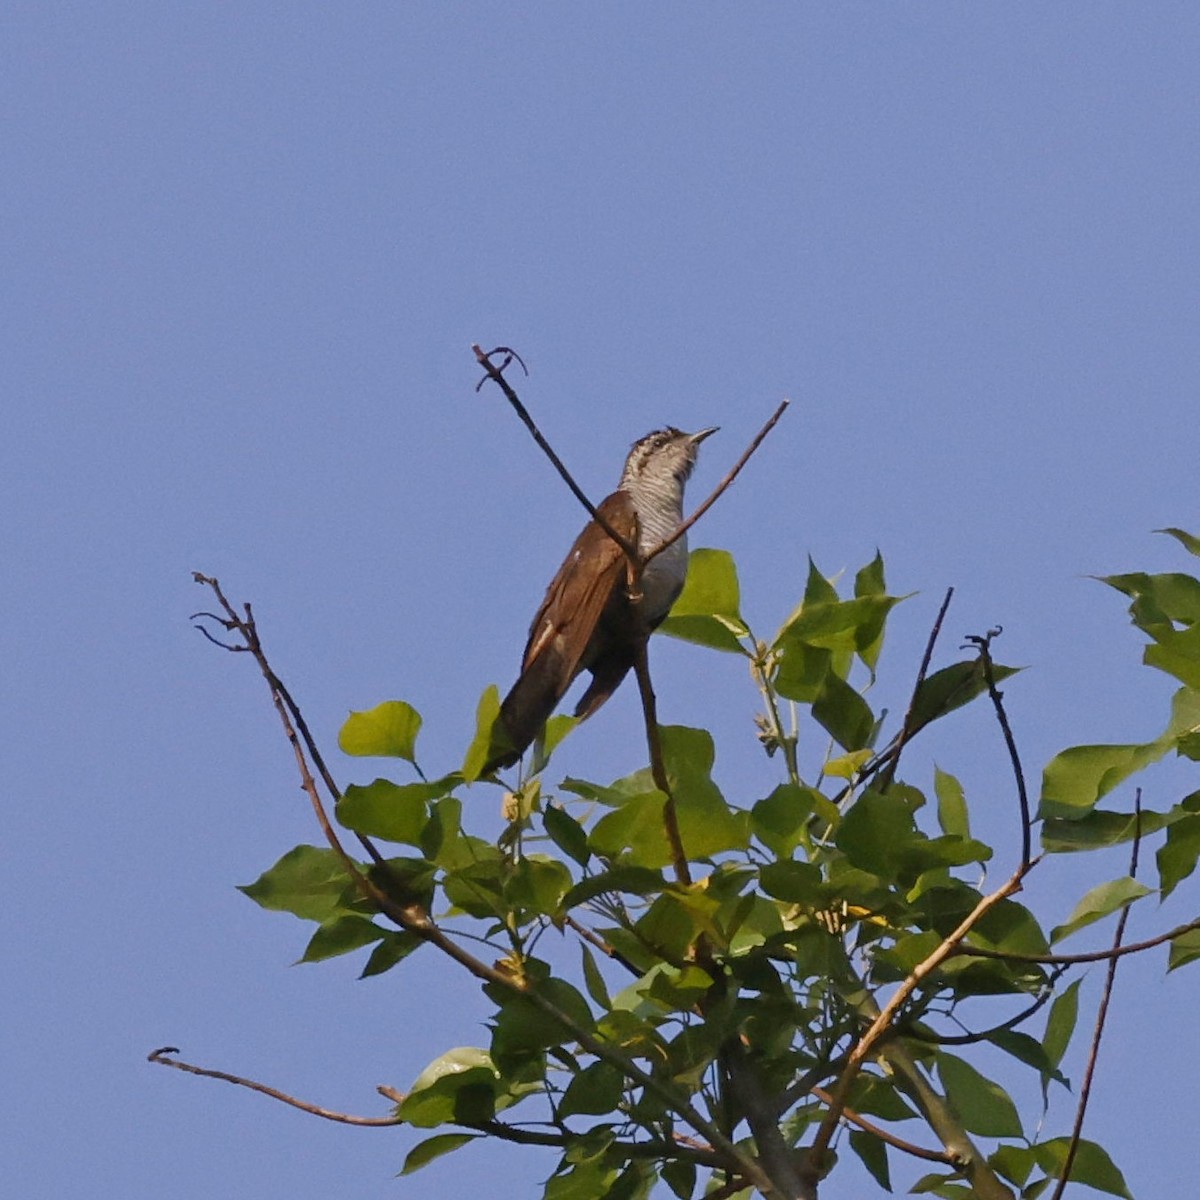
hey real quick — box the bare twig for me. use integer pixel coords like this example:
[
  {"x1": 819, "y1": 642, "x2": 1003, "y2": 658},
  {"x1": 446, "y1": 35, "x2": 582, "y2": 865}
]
[
  {"x1": 471, "y1": 344, "x2": 638, "y2": 559},
  {"x1": 901, "y1": 968, "x2": 1066, "y2": 1046},
  {"x1": 877, "y1": 588, "x2": 955, "y2": 791},
  {"x1": 966, "y1": 628, "x2": 1032, "y2": 868},
  {"x1": 950, "y1": 914, "x2": 1200, "y2": 966},
  {"x1": 148, "y1": 1048, "x2": 403, "y2": 1126},
  {"x1": 809, "y1": 1086, "x2": 953, "y2": 1165},
  {"x1": 1049, "y1": 792, "x2": 1142, "y2": 1200},
  {"x1": 644, "y1": 398, "x2": 790, "y2": 566}
]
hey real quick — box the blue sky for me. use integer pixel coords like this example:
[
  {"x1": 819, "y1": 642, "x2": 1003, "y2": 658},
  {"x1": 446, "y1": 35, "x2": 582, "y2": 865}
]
[{"x1": 5, "y1": 5, "x2": 1199, "y2": 1197}]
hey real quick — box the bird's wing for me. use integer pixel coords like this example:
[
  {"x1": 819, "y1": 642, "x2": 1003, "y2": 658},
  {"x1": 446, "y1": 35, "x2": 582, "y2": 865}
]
[{"x1": 521, "y1": 490, "x2": 637, "y2": 684}]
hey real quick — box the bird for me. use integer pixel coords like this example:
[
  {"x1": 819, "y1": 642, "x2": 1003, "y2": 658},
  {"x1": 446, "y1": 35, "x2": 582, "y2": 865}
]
[{"x1": 484, "y1": 426, "x2": 717, "y2": 773}]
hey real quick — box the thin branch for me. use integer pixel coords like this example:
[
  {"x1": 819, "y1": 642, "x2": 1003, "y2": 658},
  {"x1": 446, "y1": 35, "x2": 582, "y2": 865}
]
[
  {"x1": 633, "y1": 639, "x2": 691, "y2": 888},
  {"x1": 809, "y1": 1086, "x2": 953, "y2": 1165},
  {"x1": 563, "y1": 913, "x2": 641, "y2": 978},
  {"x1": 148, "y1": 1048, "x2": 403, "y2": 1126},
  {"x1": 471, "y1": 344, "x2": 638, "y2": 559},
  {"x1": 1049, "y1": 792, "x2": 1142, "y2": 1200},
  {"x1": 950, "y1": 914, "x2": 1200, "y2": 966},
  {"x1": 966, "y1": 628, "x2": 1032, "y2": 869},
  {"x1": 644, "y1": 398, "x2": 790, "y2": 566},
  {"x1": 900, "y1": 969, "x2": 1066, "y2": 1046},
  {"x1": 876, "y1": 587, "x2": 954, "y2": 791}
]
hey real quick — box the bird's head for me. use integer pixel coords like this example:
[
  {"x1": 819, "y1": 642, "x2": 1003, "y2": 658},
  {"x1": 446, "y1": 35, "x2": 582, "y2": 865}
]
[{"x1": 620, "y1": 426, "x2": 718, "y2": 490}]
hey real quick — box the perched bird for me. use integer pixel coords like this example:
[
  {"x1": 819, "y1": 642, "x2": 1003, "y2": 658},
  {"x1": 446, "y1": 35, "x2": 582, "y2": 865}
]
[{"x1": 485, "y1": 426, "x2": 716, "y2": 772}]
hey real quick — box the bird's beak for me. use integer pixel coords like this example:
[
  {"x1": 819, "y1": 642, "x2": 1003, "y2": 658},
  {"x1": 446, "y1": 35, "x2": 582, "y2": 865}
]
[{"x1": 690, "y1": 426, "x2": 719, "y2": 445}]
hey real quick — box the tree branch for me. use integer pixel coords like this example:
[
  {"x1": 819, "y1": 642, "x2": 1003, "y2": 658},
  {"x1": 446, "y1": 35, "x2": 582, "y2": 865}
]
[
  {"x1": 471, "y1": 344, "x2": 638, "y2": 560},
  {"x1": 148, "y1": 1048, "x2": 403, "y2": 1126},
  {"x1": 966, "y1": 628, "x2": 1032, "y2": 869},
  {"x1": 1049, "y1": 793, "x2": 1142, "y2": 1200},
  {"x1": 876, "y1": 587, "x2": 954, "y2": 791}
]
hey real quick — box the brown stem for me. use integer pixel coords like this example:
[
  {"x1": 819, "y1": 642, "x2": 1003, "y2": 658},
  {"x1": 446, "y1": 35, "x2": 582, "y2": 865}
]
[
  {"x1": 632, "y1": 639, "x2": 691, "y2": 888},
  {"x1": 1049, "y1": 793, "x2": 1143, "y2": 1200},
  {"x1": 148, "y1": 1048, "x2": 403, "y2": 1126},
  {"x1": 968, "y1": 629, "x2": 1032, "y2": 868},
  {"x1": 471, "y1": 345, "x2": 638, "y2": 561},
  {"x1": 876, "y1": 587, "x2": 954, "y2": 791},
  {"x1": 809, "y1": 1086, "x2": 952, "y2": 1164}
]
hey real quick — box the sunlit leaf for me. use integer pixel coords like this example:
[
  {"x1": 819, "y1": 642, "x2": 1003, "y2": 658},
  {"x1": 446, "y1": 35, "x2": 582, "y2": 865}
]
[
  {"x1": 658, "y1": 548, "x2": 751, "y2": 653},
  {"x1": 1157, "y1": 812, "x2": 1200, "y2": 899},
  {"x1": 398, "y1": 1047, "x2": 499, "y2": 1128},
  {"x1": 1039, "y1": 741, "x2": 1166, "y2": 821},
  {"x1": 1157, "y1": 526, "x2": 1200, "y2": 557},
  {"x1": 336, "y1": 778, "x2": 448, "y2": 844},
  {"x1": 1049, "y1": 876, "x2": 1151, "y2": 944},
  {"x1": 934, "y1": 766, "x2": 970, "y2": 838},
  {"x1": 463, "y1": 685, "x2": 502, "y2": 782},
  {"x1": 239, "y1": 845, "x2": 355, "y2": 922},
  {"x1": 1032, "y1": 1138, "x2": 1133, "y2": 1199},
  {"x1": 338, "y1": 700, "x2": 422, "y2": 762},
  {"x1": 1168, "y1": 924, "x2": 1200, "y2": 971},
  {"x1": 299, "y1": 913, "x2": 383, "y2": 963}
]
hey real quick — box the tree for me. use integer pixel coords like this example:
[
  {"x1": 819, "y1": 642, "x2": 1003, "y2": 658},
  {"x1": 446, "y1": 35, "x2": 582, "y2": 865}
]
[{"x1": 154, "y1": 354, "x2": 1200, "y2": 1199}]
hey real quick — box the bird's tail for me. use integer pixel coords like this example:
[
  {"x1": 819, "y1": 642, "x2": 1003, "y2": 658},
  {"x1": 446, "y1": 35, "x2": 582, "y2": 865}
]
[{"x1": 483, "y1": 650, "x2": 570, "y2": 773}]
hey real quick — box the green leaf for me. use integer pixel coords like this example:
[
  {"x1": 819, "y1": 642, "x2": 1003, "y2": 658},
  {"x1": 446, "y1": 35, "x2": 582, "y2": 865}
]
[
  {"x1": 504, "y1": 855, "x2": 573, "y2": 917},
  {"x1": 752, "y1": 784, "x2": 836, "y2": 855},
  {"x1": 398, "y1": 1048, "x2": 499, "y2": 1128},
  {"x1": 299, "y1": 913, "x2": 383, "y2": 963},
  {"x1": 661, "y1": 1158, "x2": 696, "y2": 1200},
  {"x1": 338, "y1": 700, "x2": 421, "y2": 762},
  {"x1": 986, "y1": 1030, "x2": 1066, "y2": 1088},
  {"x1": 933, "y1": 767, "x2": 970, "y2": 838},
  {"x1": 360, "y1": 931, "x2": 422, "y2": 978},
  {"x1": 1032, "y1": 1137, "x2": 1133, "y2": 1199},
  {"x1": 855, "y1": 550, "x2": 887, "y2": 598},
  {"x1": 937, "y1": 1052, "x2": 1022, "y2": 1137},
  {"x1": 238, "y1": 845, "x2": 355, "y2": 922},
  {"x1": 812, "y1": 671, "x2": 877, "y2": 751},
  {"x1": 848, "y1": 1129, "x2": 891, "y2": 1192},
  {"x1": 660, "y1": 725, "x2": 749, "y2": 858},
  {"x1": 1100, "y1": 569, "x2": 1200, "y2": 631},
  {"x1": 400, "y1": 1132, "x2": 479, "y2": 1175},
  {"x1": 1168, "y1": 924, "x2": 1200, "y2": 971},
  {"x1": 989, "y1": 1143, "x2": 1035, "y2": 1187},
  {"x1": 535, "y1": 715, "x2": 579, "y2": 767},
  {"x1": 836, "y1": 791, "x2": 916, "y2": 880},
  {"x1": 658, "y1": 548, "x2": 751, "y2": 653},
  {"x1": 557, "y1": 1060, "x2": 625, "y2": 1119},
  {"x1": 562, "y1": 865, "x2": 666, "y2": 910},
  {"x1": 463, "y1": 685, "x2": 502, "y2": 782},
  {"x1": 1042, "y1": 806, "x2": 1170, "y2": 853},
  {"x1": 759, "y1": 860, "x2": 823, "y2": 904},
  {"x1": 1042, "y1": 978, "x2": 1081, "y2": 1073},
  {"x1": 579, "y1": 944, "x2": 612, "y2": 1009},
  {"x1": 907, "y1": 660, "x2": 1021, "y2": 736},
  {"x1": 1157, "y1": 812, "x2": 1200, "y2": 898},
  {"x1": 543, "y1": 803, "x2": 591, "y2": 867},
  {"x1": 1039, "y1": 741, "x2": 1166, "y2": 821},
  {"x1": 1050, "y1": 876, "x2": 1151, "y2": 944},
  {"x1": 776, "y1": 594, "x2": 902, "y2": 656},
  {"x1": 337, "y1": 778, "x2": 447, "y2": 844},
  {"x1": 1158, "y1": 526, "x2": 1200, "y2": 557}
]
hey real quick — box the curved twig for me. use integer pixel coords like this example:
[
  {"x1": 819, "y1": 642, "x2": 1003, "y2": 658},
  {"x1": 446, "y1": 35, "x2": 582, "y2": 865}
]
[{"x1": 148, "y1": 1048, "x2": 403, "y2": 1126}]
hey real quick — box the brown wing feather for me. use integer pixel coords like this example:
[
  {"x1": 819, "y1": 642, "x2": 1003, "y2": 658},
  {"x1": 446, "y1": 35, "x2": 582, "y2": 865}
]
[
  {"x1": 521, "y1": 492, "x2": 637, "y2": 684},
  {"x1": 484, "y1": 493, "x2": 638, "y2": 771}
]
